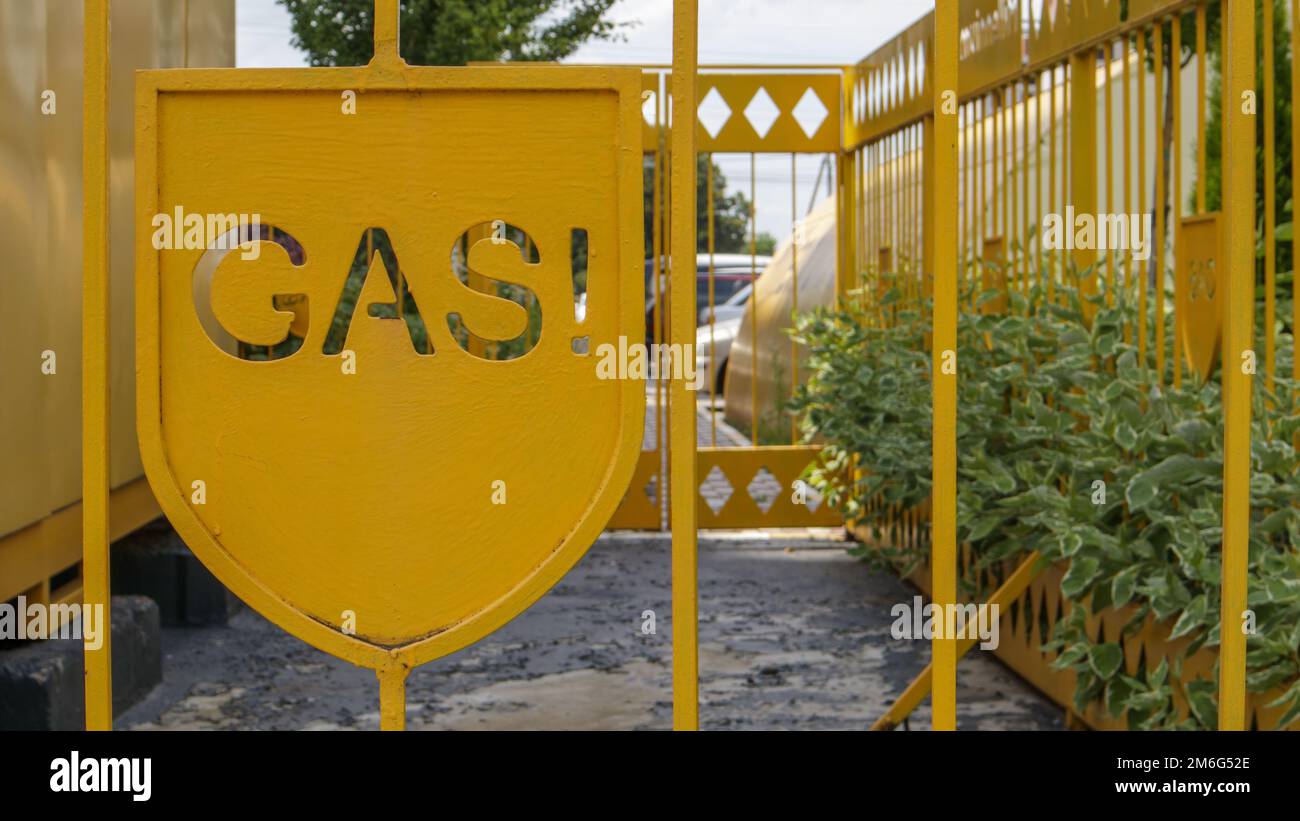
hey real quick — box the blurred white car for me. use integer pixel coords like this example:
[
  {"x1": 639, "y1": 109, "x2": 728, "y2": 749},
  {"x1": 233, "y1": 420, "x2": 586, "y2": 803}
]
[
  {"x1": 695, "y1": 315, "x2": 741, "y2": 395},
  {"x1": 698, "y1": 282, "x2": 752, "y2": 325}
]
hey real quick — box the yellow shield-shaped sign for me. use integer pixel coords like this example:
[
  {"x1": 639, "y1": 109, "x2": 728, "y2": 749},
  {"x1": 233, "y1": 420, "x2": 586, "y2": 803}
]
[{"x1": 135, "y1": 65, "x2": 644, "y2": 671}]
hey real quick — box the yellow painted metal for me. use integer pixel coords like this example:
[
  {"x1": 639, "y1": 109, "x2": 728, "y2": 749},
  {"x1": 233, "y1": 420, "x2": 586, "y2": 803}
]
[
  {"x1": 871, "y1": 550, "x2": 1044, "y2": 731},
  {"x1": 1069, "y1": 50, "x2": 1097, "y2": 312},
  {"x1": 82, "y1": 0, "x2": 112, "y2": 732},
  {"x1": 931, "y1": 0, "x2": 958, "y2": 733},
  {"x1": 1036, "y1": 72, "x2": 1044, "y2": 289},
  {"x1": 1263, "y1": 0, "x2": 1275, "y2": 393},
  {"x1": 845, "y1": 0, "x2": 1273, "y2": 731},
  {"x1": 695, "y1": 448, "x2": 840, "y2": 528},
  {"x1": 1172, "y1": 18, "x2": 1183, "y2": 387},
  {"x1": 695, "y1": 73, "x2": 838, "y2": 153},
  {"x1": 134, "y1": 6, "x2": 645, "y2": 729},
  {"x1": 608, "y1": 451, "x2": 661, "y2": 529},
  {"x1": 0, "y1": 479, "x2": 157, "y2": 605},
  {"x1": 1154, "y1": 22, "x2": 1166, "y2": 381},
  {"x1": 1295, "y1": 0, "x2": 1300, "y2": 385},
  {"x1": 669, "y1": 0, "x2": 699, "y2": 732},
  {"x1": 790, "y1": 152, "x2": 799, "y2": 443},
  {"x1": 1137, "y1": 30, "x2": 1148, "y2": 361},
  {"x1": 707, "y1": 155, "x2": 717, "y2": 446},
  {"x1": 1197, "y1": 2, "x2": 1208, "y2": 215},
  {"x1": 846, "y1": 13, "x2": 934, "y2": 147},
  {"x1": 1219, "y1": 0, "x2": 1254, "y2": 732},
  {"x1": 377, "y1": 662, "x2": 408, "y2": 731},
  {"x1": 1122, "y1": 35, "x2": 1133, "y2": 343},
  {"x1": 1176, "y1": 214, "x2": 1222, "y2": 379},
  {"x1": 923, "y1": 115, "x2": 935, "y2": 315},
  {"x1": 4, "y1": 2, "x2": 231, "y2": 684},
  {"x1": 1047, "y1": 66, "x2": 1057, "y2": 302},
  {"x1": 1104, "y1": 41, "x2": 1115, "y2": 305},
  {"x1": 1294, "y1": 0, "x2": 1300, "y2": 383},
  {"x1": 750, "y1": 153, "x2": 759, "y2": 433}
]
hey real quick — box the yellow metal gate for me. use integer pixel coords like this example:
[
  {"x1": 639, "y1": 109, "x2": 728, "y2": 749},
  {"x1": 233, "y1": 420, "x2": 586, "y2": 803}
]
[{"x1": 608, "y1": 67, "x2": 844, "y2": 531}]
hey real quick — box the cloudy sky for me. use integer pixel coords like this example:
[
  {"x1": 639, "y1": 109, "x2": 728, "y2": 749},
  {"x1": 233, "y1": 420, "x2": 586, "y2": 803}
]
[{"x1": 235, "y1": 0, "x2": 935, "y2": 238}]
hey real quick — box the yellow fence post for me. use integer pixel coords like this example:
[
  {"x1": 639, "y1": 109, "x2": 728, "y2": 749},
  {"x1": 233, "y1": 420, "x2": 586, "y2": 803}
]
[
  {"x1": 670, "y1": 0, "x2": 699, "y2": 731},
  {"x1": 930, "y1": 0, "x2": 958, "y2": 732},
  {"x1": 82, "y1": 0, "x2": 113, "y2": 731},
  {"x1": 1069, "y1": 49, "x2": 1097, "y2": 314},
  {"x1": 1219, "y1": 0, "x2": 1255, "y2": 732}
]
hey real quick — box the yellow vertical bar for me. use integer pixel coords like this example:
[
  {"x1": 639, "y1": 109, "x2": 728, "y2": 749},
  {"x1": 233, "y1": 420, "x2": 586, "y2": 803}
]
[
  {"x1": 992, "y1": 95, "x2": 1000, "y2": 250},
  {"x1": 1048, "y1": 68, "x2": 1057, "y2": 302},
  {"x1": 1197, "y1": 2, "x2": 1207, "y2": 214},
  {"x1": 377, "y1": 662, "x2": 408, "y2": 731},
  {"x1": 1263, "y1": 0, "x2": 1275, "y2": 393},
  {"x1": 912, "y1": 125, "x2": 919, "y2": 303},
  {"x1": 707, "y1": 155, "x2": 716, "y2": 446},
  {"x1": 1070, "y1": 50, "x2": 1097, "y2": 309},
  {"x1": 1153, "y1": 22, "x2": 1165, "y2": 383},
  {"x1": 750, "y1": 153, "x2": 759, "y2": 436},
  {"x1": 1123, "y1": 35, "x2": 1133, "y2": 341},
  {"x1": 1002, "y1": 88, "x2": 1010, "y2": 277},
  {"x1": 931, "y1": 0, "x2": 958, "y2": 732},
  {"x1": 372, "y1": 0, "x2": 400, "y2": 63},
  {"x1": 962, "y1": 106, "x2": 970, "y2": 274},
  {"x1": 1036, "y1": 73, "x2": 1044, "y2": 291},
  {"x1": 790, "y1": 151, "x2": 798, "y2": 444},
  {"x1": 868, "y1": 143, "x2": 875, "y2": 310},
  {"x1": 893, "y1": 131, "x2": 899, "y2": 273},
  {"x1": 1063, "y1": 62, "x2": 1071, "y2": 232},
  {"x1": 670, "y1": 0, "x2": 699, "y2": 731},
  {"x1": 83, "y1": 0, "x2": 113, "y2": 732},
  {"x1": 1022, "y1": 79, "x2": 1030, "y2": 300},
  {"x1": 909, "y1": 128, "x2": 920, "y2": 305},
  {"x1": 1294, "y1": 0, "x2": 1300, "y2": 381},
  {"x1": 652, "y1": 146, "x2": 664, "y2": 514},
  {"x1": 1137, "y1": 31, "x2": 1148, "y2": 364},
  {"x1": 1219, "y1": 0, "x2": 1254, "y2": 732},
  {"x1": 841, "y1": 148, "x2": 854, "y2": 304},
  {"x1": 977, "y1": 95, "x2": 985, "y2": 284},
  {"x1": 1105, "y1": 42, "x2": 1115, "y2": 306},
  {"x1": 924, "y1": 114, "x2": 935, "y2": 322},
  {"x1": 1173, "y1": 18, "x2": 1184, "y2": 388},
  {"x1": 860, "y1": 145, "x2": 867, "y2": 299}
]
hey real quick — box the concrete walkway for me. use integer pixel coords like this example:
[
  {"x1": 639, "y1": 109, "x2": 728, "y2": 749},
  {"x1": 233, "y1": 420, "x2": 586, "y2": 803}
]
[{"x1": 118, "y1": 531, "x2": 1061, "y2": 731}]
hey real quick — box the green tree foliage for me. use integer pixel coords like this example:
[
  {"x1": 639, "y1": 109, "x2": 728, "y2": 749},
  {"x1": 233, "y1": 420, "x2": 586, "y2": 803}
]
[
  {"x1": 278, "y1": 0, "x2": 627, "y2": 66},
  {"x1": 642, "y1": 155, "x2": 760, "y2": 259}
]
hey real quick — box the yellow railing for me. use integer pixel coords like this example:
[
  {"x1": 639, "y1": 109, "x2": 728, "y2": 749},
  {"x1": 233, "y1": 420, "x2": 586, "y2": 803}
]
[{"x1": 841, "y1": 0, "x2": 1279, "y2": 730}]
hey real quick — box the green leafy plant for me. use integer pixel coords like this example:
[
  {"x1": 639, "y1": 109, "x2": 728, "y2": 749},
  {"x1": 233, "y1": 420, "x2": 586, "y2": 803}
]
[{"x1": 790, "y1": 269, "x2": 1300, "y2": 729}]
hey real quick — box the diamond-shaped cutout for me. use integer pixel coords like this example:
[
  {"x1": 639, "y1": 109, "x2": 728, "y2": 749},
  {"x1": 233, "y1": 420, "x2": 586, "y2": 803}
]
[
  {"x1": 792, "y1": 87, "x2": 829, "y2": 139},
  {"x1": 700, "y1": 464, "x2": 734, "y2": 515},
  {"x1": 697, "y1": 87, "x2": 732, "y2": 139},
  {"x1": 642, "y1": 90, "x2": 658, "y2": 127},
  {"x1": 805, "y1": 483, "x2": 824, "y2": 513},
  {"x1": 747, "y1": 467, "x2": 781, "y2": 514},
  {"x1": 743, "y1": 87, "x2": 780, "y2": 139},
  {"x1": 916, "y1": 42, "x2": 926, "y2": 93}
]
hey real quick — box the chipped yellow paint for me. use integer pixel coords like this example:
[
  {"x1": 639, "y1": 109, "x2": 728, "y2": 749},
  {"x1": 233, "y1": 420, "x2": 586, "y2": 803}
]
[{"x1": 133, "y1": 1, "x2": 643, "y2": 729}]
